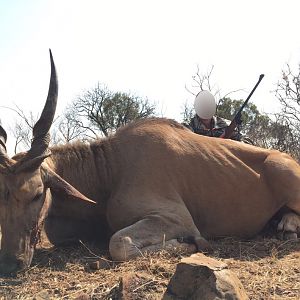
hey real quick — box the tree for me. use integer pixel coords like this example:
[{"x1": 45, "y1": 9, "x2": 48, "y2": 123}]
[
  {"x1": 185, "y1": 65, "x2": 221, "y2": 97},
  {"x1": 273, "y1": 63, "x2": 300, "y2": 140},
  {"x1": 8, "y1": 83, "x2": 156, "y2": 152},
  {"x1": 274, "y1": 63, "x2": 300, "y2": 129},
  {"x1": 182, "y1": 65, "x2": 242, "y2": 123},
  {"x1": 65, "y1": 83, "x2": 157, "y2": 138},
  {"x1": 7, "y1": 106, "x2": 67, "y2": 153},
  {"x1": 54, "y1": 108, "x2": 88, "y2": 143},
  {"x1": 3, "y1": 105, "x2": 37, "y2": 154},
  {"x1": 217, "y1": 97, "x2": 271, "y2": 144},
  {"x1": 182, "y1": 65, "x2": 264, "y2": 135},
  {"x1": 271, "y1": 63, "x2": 300, "y2": 159}
]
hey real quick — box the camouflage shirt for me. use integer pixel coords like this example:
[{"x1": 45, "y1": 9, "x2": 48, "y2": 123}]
[{"x1": 187, "y1": 115, "x2": 242, "y2": 141}]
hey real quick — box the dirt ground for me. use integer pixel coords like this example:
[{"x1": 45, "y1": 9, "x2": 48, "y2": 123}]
[{"x1": 0, "y1": 235, "x2": 299, "y2": 300}]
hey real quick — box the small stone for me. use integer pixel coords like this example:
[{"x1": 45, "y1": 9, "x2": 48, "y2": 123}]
[
  {"x1": 73, "y1": 293, "x2": 90, "y2": 300},
  {"x1": 117, "y1": 272, "x2": 153, "y2": 299},
  {"x1": 88, "y1": 258, "x2": 111, "y2": 270},
  {"x1": 33, "y1": 290, "x2": 51, "y2": 300}
]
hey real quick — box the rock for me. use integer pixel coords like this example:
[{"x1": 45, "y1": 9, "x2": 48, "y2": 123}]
[
  {"x1": 33, "y1": 290, "x2": 51, "y2": 300},
  {"x1": 88, "y1": 258, "x2": 111, "y2": 270},
  {"x1": 115, "y1": 272, "x2": 156, "y2": 300},
  {"x1": 73, "y1": 293, "x2": 90, "y2": 300},
  {"x1": 163, "y1": 253, "x2": 248, "y2": 300}
]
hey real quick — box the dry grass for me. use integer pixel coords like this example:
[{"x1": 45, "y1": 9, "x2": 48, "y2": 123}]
[{"x1": 0, "y1": 235, "x2": 299, "y2": 299}]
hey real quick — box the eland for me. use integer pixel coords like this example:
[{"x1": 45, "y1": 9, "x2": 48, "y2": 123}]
[{"x1": 0, "y1": 51, "x2": 299, "y2": 275}]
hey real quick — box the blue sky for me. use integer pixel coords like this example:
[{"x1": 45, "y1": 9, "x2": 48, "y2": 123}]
[{"x1": 1, "y1": 0, "x2": 300, "y2": 152}]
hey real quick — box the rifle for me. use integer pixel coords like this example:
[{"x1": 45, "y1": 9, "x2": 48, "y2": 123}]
[{"x1": 223, "y1": 74, "x2": 264, "y2": 139}]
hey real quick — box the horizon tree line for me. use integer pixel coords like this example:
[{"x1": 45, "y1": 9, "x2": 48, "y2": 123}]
[{"x1": 6, "y1": 62, "x2": 300, "y2": 160}]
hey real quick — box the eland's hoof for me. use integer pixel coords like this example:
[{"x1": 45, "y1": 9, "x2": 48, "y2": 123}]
[
  {"x1": 284, "y1": 232, "x2": 298, "y2": 240},
  {"x1": 194, "y1": 237, "x2": 213, "y2": 253}
]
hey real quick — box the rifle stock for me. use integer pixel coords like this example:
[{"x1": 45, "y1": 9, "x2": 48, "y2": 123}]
[{"x1": 224, "y1": 74, "x2": 264, "y2": 139}]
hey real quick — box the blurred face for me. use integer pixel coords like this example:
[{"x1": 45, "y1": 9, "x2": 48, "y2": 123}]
[{"x1": 194, "y1": 90, "x2": 216, "y2": 119}]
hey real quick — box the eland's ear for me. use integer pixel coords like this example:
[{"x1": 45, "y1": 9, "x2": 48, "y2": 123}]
[
  {"x1": 42, "y1": 166, "x2": 96, "y2": 204},
  {"x1": 12, "y1": 151, "x2": 52, "y2": 174}
]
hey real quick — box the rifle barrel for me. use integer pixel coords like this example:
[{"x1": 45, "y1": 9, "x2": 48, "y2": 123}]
[
  {"x1": 224, "y1": 74, "x2": 264, "y2": 139},
  {"x1": 237, "y1": 74, "x2": 264, "y2": 115}
]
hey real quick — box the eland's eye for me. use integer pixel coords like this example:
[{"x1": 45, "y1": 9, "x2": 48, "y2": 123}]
[{"x1": 32, "y1": 192, "x2": 43, "y2": 202}]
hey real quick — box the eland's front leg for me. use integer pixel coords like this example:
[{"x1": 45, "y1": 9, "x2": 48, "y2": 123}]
[{"x1": 108, "y1": 212, "x2": 210, "y2": 261}]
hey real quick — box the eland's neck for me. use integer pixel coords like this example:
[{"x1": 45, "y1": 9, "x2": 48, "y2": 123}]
[{"x1": 47, "y1": 139, "x2": 112, "y2": 203}]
